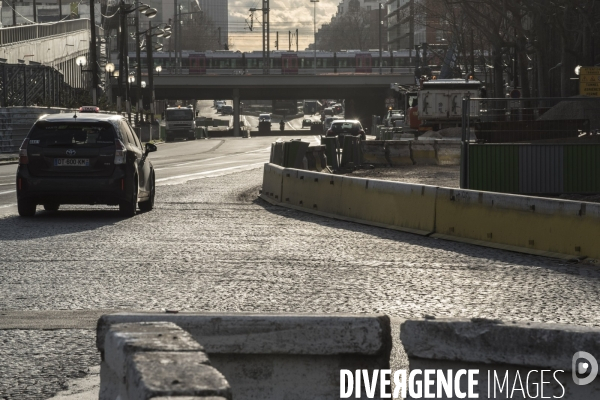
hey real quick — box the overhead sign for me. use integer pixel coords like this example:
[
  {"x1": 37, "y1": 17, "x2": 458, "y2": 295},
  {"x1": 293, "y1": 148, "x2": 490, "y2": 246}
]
[{"x1": 579, "y1": 67, "x2": 600, "y2": 97}]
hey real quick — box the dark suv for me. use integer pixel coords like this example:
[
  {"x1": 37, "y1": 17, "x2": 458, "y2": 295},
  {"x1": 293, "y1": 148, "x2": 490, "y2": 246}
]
[
  {"x1": 16, "y1": 112, "x2": 157, "y2": 217},
  {"x1": 326, "y1": 120, "x2": 366, "y2": 141}
]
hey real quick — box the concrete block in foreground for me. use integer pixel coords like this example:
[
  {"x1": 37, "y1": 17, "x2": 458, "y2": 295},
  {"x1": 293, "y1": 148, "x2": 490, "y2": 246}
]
[
  {"x1": 98, "y1": 312, "x2": 391, "y2": 400},
  {"x1": 401, "y1": 318, "x2": 600, "y2": 399},
  {"x1": 99, "y1": 321, "x2": 231, "y2": 400}
]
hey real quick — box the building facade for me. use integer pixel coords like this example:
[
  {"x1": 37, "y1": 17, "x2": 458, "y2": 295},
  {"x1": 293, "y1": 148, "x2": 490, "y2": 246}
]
[
  {"x1": 314, "y1": 0, "x2": 386, "y2": 51},
  {"x1": 385, "y1": 0, "x2": 444, "y2": 51}
]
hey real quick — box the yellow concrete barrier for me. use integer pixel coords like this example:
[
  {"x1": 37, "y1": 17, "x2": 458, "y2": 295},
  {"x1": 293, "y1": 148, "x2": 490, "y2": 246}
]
[
  {"x1": 338, "y1": 178, "x2": 437, "y2": 235},
  {"x1": 279, "y1": 165, "x2": 436, "y2": 235},
  {"x1": 386, "y1": 141, "x2": 413, "y2": 166},
  {"x1": 282, "y1": 169, "x2": 344, "y2": 215},
  {"x1": 260, "y1": 163, "x2": 285, "y2": 203},
  {"x1": 410, "y1": 140, "x2": 437, "y2": 165},
  {"x1": 433, "y1": 187, "x2": 600, "y2": 260},
  {"x1": 265, "y1": 163, "x2": 600, "y2": 262}
]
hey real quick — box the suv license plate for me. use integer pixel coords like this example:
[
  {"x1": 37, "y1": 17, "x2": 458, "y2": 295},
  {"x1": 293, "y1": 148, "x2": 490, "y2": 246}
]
[{"x1": 54, "y1": 158, "x2": 90, "y2": 167}]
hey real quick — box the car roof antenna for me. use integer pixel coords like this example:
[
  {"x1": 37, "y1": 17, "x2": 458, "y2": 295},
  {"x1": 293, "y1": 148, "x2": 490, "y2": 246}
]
[{"x1": 73, "y1": 109, "x2": 78, "y2": 119}]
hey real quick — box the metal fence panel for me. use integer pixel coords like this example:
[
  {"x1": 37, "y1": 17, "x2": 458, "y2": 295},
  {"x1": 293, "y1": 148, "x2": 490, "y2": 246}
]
[
  {"x1": 518, "y1": 145, "x2": 564, "y2": 194},
  {"x1": 564, "y1": 145, "x2": 600, "y2": 194},
  {"x1": 468, "y1": 144, "x2": 519, "y2": 193}
]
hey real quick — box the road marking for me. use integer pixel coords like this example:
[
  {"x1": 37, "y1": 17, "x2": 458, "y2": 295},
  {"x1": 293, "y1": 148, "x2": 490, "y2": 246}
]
[
  {"x1": 154, "y1": 154, "x2": 230, "y2": 170},
  {"x1": 0, "y1": 183, "x2": 14, "y2": 186},
  {"x1": 0, "y1": 190, "x2": 16, "y2": 196},
  {"x1": 156, "y1": 162, "x2": 264, "y2": 184},
  {"x1": 0, "y1": 203, "x2": 16, "y2": 209},
  {"x1": 0, "y1": 175, "x2": 15, "y2": 178},
  {"x1": 243, "y1": 146, "x2": 272, "y2": 154}
]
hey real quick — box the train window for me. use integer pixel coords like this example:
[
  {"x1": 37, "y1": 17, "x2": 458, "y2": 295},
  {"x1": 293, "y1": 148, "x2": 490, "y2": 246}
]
[{"x1": 272, "y1": 58, "x2": 281, "y2": 68}]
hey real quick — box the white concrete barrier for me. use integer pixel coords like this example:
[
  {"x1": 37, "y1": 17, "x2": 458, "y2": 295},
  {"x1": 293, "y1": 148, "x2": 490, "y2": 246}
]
[
  {"x1": 97, "y1": 313, "x2": 392, "y2": 400},
  {"x1": 401, "y1": 318, "x2": 600, "y2": 399},
  {"x1": 99, "y1": 321, "x2": 231, "y2": 400},
  {"x1": 435, "y1": 140, "x2": 461, "y2": 165}
]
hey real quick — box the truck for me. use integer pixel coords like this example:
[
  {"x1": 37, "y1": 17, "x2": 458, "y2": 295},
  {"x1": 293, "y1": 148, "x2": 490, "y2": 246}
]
[
  {"x1": 303, "y1": 100, "x2": 322, "y2": 115},
  {"x1": 416, "y1": 79, "x2": 481, "y2": 131},
  {"x1": 164, "y1": 106, "x2": 196, "y2": 142}
]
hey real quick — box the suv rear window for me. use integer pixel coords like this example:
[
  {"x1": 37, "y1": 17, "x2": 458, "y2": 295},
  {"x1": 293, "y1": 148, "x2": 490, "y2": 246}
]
[
  {"x1": 331, "y1": 122, "x2": 361, "y2": 133},
  {"x1": 28, "y1": 121, "x2": 117, "y2": 147}
]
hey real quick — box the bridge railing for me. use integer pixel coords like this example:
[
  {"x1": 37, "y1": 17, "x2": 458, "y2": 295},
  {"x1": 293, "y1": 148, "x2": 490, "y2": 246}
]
[{"x1": 0, "y1": 19, "x2": 91, "y2": 47}]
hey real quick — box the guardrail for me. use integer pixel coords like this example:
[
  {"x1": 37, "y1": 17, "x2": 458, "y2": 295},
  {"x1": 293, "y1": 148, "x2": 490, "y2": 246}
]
[
  {"x1": 261, "y1": 163, "x2": 600, "y2": 262},
  {"x1": 0, "y1": 19, "x2": 91, "y2": 46}
]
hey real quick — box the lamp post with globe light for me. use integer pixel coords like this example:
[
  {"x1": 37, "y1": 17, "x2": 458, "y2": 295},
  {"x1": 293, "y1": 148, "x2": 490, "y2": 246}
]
[
  {"x1": 139, "y1": 23, "x2": 171, "y2": 122},
  {"x1": 105, "y1": 62, "x2": 115, "y2": 105}
]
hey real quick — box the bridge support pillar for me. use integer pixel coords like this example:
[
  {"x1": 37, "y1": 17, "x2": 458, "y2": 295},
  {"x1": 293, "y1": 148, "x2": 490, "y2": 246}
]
[{"x1": 233, "y1": 88, "x2": 241, "y2": 137}]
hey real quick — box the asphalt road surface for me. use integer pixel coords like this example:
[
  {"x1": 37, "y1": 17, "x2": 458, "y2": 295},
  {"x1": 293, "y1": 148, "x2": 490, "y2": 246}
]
[
  {"x1": 195, "y1": 100, "x2": 320, "y2": 132},
  {"x1": 1, "y1": 135, "x2": 600, "y2": 399}
]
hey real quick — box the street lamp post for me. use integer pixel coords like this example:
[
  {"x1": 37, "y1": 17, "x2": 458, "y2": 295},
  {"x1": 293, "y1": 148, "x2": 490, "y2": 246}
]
[
  {"x1": 105, "y1": 62, "x2": 115, "y2": 105},
  {"x1": 310, "y1": 0, "x2": 319, "y2": 75},
  {"x1": 117, "y1": 1, "x2": 157, "y2": 123},
  {"x1": 143, "y1": 23, "x2": 170, "y2": 121}
]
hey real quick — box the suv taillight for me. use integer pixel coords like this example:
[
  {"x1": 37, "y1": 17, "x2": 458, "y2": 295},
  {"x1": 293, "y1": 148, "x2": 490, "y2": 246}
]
[
  {"x1": 19, "y1": 139, "x2": 29, "y2": 165},
  {"x1": 114, "y1": 139, "x2": 127, "y2": 164}
]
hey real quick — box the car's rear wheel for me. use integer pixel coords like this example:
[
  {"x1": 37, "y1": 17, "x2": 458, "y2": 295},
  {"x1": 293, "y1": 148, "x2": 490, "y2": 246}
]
[
  {"x1": 43, "y1": 203, "x2": 60, "y2": 212},
  {"x1": 138, "y1": 173, "x2": 155, "y2": 212},
  {"x1": 119, "y1": 176, "x2": 138, "y2": 217},
  {"x1": 18, "y1": 199, "x2": 37, "y2": 217}
]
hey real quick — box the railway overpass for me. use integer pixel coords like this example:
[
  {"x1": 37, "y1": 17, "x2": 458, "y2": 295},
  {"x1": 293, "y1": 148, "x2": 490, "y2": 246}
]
[{"x1": 148, "y1": 73, "x2": 416, "y2": 135}]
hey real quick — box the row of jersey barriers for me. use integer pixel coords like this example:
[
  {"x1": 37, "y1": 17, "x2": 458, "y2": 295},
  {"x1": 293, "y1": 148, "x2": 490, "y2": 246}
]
[{"x1": 270, "y1": 136, "x2": 362, "y2": 171}]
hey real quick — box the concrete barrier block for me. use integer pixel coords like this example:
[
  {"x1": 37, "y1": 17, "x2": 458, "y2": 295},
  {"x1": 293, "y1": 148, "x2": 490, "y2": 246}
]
[
  {"x1": 127, "y1": 352, "x2": 231, "y2": 400},
  {"x1": 104, "y1": 322, "x2": 205, "y2": 380},
  {"x1": 260, "y1": 163, "x2": 284, "y2": 203},
  {"x1": 338, "y1": 177, "x2": 437, "y2": 235},
  {"x1": 410, "y1": 140, "x2": 437, "y2": 165},
  {"x1": 385, "y1": 141, "x2": 413, "y2": 166},
  {"x1": 282, "y1": 169, "x2": 342, "y2": 215},
  {"x1": 433, "y1": 187, "x2": 600, "y2": 260},
  {"x1": 435, "y1": 140, "x2": 461, "y2": 165},
  {"x1": 98, "y1": 313, "x2": 391, "y2": 400},
  {"x1": 99, "y1": 321, "x2": 231, "y2": 400},
  {"x1": 361, "y1": 140, "x2": 388, "y2": 166},
  {"x1": 401, "y1": 318, "x2": 600, "y2": 399}
]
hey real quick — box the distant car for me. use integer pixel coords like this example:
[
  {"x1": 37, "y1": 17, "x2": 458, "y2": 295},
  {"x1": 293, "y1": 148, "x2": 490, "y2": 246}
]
[
  {"x1": 384, "y1": 110, "x2": 405, "y2": 127},
  {"x1": 323, "y1": 116, "x2": 343, "y2": 132},
  {"x1": 332, "y1": 104, "x2": 343, "y2": 114},
  {"x1": 302, "y1": 118, "x2": 312, "y2": 128},
  {"x1": 326, "y1": 120, "x2": 366, "y2": 141},
  {"x1": 221, "y1": 105, "x2": 233, "y2": 115},
  {"x1": 215, "y1": 101, "x2": 226, "y2": 111},
  {"x1": 16, "y1": 112, "x2": 157, "y2": 218},
  {"x1": 321, "y1": 108, "x2": 335, "y2": 121},
  {"x1": 258, "y1": 113, "x2": 272, "y2": 124}
]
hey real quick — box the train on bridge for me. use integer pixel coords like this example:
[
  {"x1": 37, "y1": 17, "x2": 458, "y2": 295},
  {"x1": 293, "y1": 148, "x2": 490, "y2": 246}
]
[{"x1": 128, "y1": 50, "x2": 424, "y2": 75}]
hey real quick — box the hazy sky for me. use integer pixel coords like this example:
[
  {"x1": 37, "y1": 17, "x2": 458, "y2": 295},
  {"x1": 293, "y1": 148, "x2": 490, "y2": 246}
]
[{"x1": 228, "y1": 0, "x2": 340, "y2": 52}]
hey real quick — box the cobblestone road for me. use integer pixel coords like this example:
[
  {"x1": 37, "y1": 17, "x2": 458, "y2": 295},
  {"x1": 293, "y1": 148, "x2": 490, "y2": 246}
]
[{"x1": 1, "y1": 167, "x2": 599, "y2": 399}]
